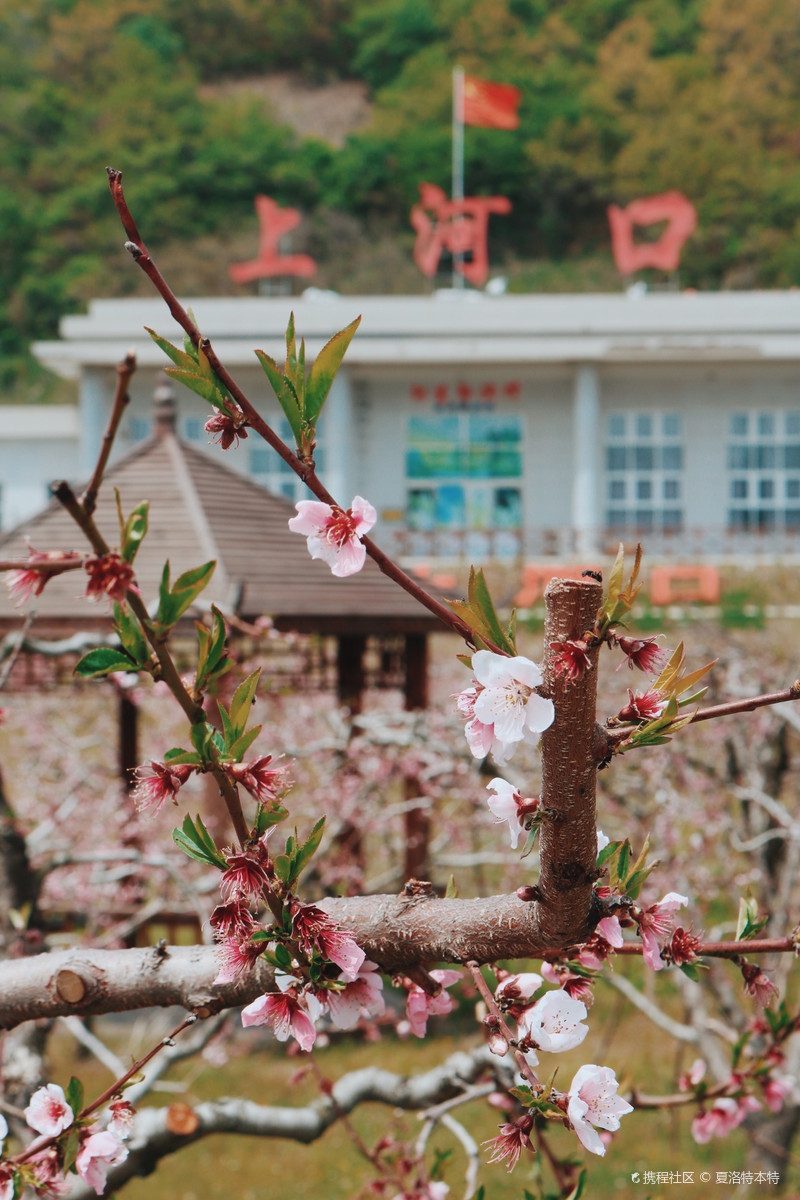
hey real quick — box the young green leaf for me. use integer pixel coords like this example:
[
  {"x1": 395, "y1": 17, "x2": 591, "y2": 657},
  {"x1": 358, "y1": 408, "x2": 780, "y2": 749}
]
[
  {"x1": 254, "y1": 350, "x2": 303, "y2": 442},
  {"x1": 172, "y1": 813, "x2": 228, "y2": 869},
  {"x1": 228, "y1": 669, "x2": 261, "y2": 741},
  {"x1": 156, "y1": 560, "x2": 216, "y2": 630},
  {"x1": 304, "y1": 316, "x2": 361, "y2": 422},
  {"x1": 65, "y1": 1076, "x2": 85, "y2": 1119},
  {"x1": 113, "y1": 603, "x2": 150, "y2": 666},
  {"x1": 254, "y1": 802, "x2": 289, "y2": 834},
  {"x1": 291, "y1": 816, "x2": 326, "y2": 880},
  {"x1": 120, "y1": 499, "x2": 149, "y2": 564},
  {"x1": 74, "y1": 647, "x2": 137, "y2": 678},
  {"x1": 146, "y1": 327, "x2": 196, "y2": 371},
  {"x1": 164, "y1": 367, "x2": 228, "y2": 410},
  {"x1": 163, "y1": 746, "x2": 203, "y2": 766}
]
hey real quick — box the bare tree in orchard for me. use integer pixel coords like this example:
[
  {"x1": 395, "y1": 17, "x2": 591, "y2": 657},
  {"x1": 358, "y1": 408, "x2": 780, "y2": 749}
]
[{"x1": 0, "y1": 169, "x2": 798, "y2": 1199}]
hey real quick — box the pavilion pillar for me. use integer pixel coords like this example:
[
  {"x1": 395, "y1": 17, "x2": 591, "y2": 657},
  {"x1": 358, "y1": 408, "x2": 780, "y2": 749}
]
[
  {"x1": 403, "y1": 634, "x2": 429, "y2": 712},
  {"x1": 571, "y1": 364, "x2": 602, "y2": 557},
  {"x1": 118, "y1": 690, "x2": 139, "y2": 790},
  {"x1": 403, "y1": 633, "x2": 430, "y2": 882},
  {"x1": 337, "y1": 635, "x2": 366, "y2": 714}
]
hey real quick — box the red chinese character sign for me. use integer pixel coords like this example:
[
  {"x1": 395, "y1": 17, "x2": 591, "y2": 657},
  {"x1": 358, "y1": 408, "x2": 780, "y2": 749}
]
[
  {"x1": 229, "y1": 195, "x2": 317, "y2": 285},
  {"x1": 607, "y1": 191, "x2": 697, "y2": 275},
  {"x1": 410, "y1": 182, "x2": 511, "y2": 288}
]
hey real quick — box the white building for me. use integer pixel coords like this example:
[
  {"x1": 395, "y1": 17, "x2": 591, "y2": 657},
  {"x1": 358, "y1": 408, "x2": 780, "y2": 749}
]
[{"x1": 27, "y1": 289, "x2": 800, "y2": 560}]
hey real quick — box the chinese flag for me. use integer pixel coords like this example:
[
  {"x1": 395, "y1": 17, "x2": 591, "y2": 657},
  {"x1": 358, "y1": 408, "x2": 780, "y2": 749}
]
[{"x1": 462, "y1": 74, "x2": 521, "y2": 129}]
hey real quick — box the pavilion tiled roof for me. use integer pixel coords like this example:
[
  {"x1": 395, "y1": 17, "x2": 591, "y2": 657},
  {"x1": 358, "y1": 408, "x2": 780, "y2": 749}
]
[{"x1": 0, "y1": 406, "x2": 440, "y2": 636}]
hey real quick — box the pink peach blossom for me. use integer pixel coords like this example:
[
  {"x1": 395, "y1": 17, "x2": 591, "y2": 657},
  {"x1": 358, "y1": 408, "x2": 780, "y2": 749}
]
[
  {"x1": 405, "y1": 969, "x2": 461, "y2": 1038},
  {"x1": 75, "y1": 1130, "x2": 129, "y2": 1194},
  {"x1": 289, "y1": 496, "x2": 376, "y2": 577},
  {"x1": 567, "y1": 1064, "x2": 633, "y2": 1156},
  {"x1": 24, "y1": 1083, "x2": 73, "y2": 1137}
]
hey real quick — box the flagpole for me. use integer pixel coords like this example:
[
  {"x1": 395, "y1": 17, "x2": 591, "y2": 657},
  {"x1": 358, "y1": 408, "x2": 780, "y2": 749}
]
[{"x1": 452, "y1": 65, "x2": 465, "y2": 290}]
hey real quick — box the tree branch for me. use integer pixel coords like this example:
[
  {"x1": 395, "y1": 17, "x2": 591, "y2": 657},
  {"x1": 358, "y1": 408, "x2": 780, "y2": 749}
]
[
  {"x1": 68, "y1": 1045, "x2": 499, "y2": 1198},
  {"x1": 1, "y1": 891, "x2": 795, "y2": 1029}
]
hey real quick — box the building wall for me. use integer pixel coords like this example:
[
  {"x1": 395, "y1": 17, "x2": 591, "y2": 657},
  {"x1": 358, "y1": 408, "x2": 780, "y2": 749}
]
[
  {"x1": 28, "y1": 292, "x2": 800, "y2": 557},
  {"x1": 0, "y1": 408, "x2": 79, "y2": 531}
]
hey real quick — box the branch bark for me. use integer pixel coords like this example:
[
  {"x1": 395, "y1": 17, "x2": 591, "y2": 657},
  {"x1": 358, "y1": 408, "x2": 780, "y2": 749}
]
[{"x1": 538, "y1": 577, "x2": 603, "y2": 945}]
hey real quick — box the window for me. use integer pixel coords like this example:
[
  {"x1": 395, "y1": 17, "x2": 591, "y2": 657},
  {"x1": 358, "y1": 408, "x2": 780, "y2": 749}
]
[
  {"x1": 183, "y1": 417, "x2": 203, "y2": 442},
  {"x1": 250, "y1": 417, "x2": 325, "y2": 503},
  {"x1": 604, "y1": 412, "x2": 684, "y2": 532},
  {"x1": 727, "y1": 411, "x2": 800, "y2": 530},
  {"x1": 405, "y1": 413, "x2": 522, "y2": 530},
  {"x1": 129, "y1": 417, "x2": 150, "y2": 443}
]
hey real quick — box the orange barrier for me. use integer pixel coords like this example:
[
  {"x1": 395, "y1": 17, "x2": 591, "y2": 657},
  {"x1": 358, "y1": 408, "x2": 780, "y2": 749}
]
[
  {"x1": 514, "y1": 564, "x2": 600, "y2": 607},
  {"x1": 649, "y1": 565, "x2": 720, "y2": 606}
]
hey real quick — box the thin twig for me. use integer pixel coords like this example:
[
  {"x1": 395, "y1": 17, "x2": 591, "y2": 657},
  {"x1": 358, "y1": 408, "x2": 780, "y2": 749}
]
[
  {"x1": 105, "y1": 167, "x2": 497, "y2": 651},
  {"x1": 13, "y1": 1012, "x2": 199, "y2": 1165},
  {"x1": 0, "y1": 611, "x2": 35, "y2": 690},
  {"x1": 81, "y1": 352, "x2": 136, "y2": 516}
]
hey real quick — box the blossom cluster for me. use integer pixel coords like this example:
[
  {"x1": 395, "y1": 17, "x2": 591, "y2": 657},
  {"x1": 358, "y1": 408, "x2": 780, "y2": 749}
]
[
  {"x1": 456, "y1": 650, "x2": 555, "y2": 764},
  {"x1": 289, "y1": 496, "x2": 376, "y2": 578},
  {"x1": 0, "y1": 1084, "x2": 133, "y2": 1197},
  {"x1": 484, "y1": 971, "x2": 633, "y2": 1163},
  {"x1": 131, "y1": 753, "x2": 289, "y2": 813}
]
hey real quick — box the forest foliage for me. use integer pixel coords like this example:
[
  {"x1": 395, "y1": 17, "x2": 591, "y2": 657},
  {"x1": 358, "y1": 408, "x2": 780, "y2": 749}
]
[{"x1": 3, "y1": 0, "x2": 800, "y2": 389}]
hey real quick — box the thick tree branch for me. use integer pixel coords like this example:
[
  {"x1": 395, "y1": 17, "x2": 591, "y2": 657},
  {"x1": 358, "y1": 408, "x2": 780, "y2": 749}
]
[
  {"x1": 1, "y1": 896, "x2": 795, "y2": 1029},
  {"x1": 538, "y1": 577, "x2": 603, "y2": 945}
]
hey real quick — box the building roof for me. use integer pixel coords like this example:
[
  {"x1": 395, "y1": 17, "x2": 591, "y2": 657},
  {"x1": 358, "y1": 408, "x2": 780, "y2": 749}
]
[
  {"x1": 0, "y1": 398, "x2": 440, "y2": 636},
  {"x1": 33, "y1": 289, "x2": 800, "y2": 378}
]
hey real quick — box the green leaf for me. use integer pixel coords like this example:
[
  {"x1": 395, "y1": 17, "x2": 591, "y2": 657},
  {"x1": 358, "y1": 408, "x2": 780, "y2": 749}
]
[
  {"x1": 195, "y1": 607, "x2": 230, "y2": 691},
  {"x1": 172, "y1": 813, "x2": 228, "y2": 869},
  {"x1": 228, "y1": 669, "x2": 261, "y2": 740},
  {"x1": 227, "y1": 725, "x2": 262, "y2": 763},
  {"x1": 157, "y1": 560, "x2": 216, "y2": 629},
  {"x1": 146, "y1": 327, "x2": 196, "y2": 371},
  {"x1": 617, "y1": 839, "x2": 630, "y2": 886},
  {"x1": 113, "y1": 603, "x2": 149, "y2": 666},
  {"x1": 119, "y1": 498, "x2": 149, "y2": 563},
  {"x1": 65, "y1": 1075, "x2": 84, "y2": 1118},
  {"x1": 254, "y1": 802, "x2": 289, "y2": 834},
  {"x1": 255, "y1": 350, "x2": 303, "y2": 441},
  {"x1": 61, "y1": 1126, "x2": 81, "y2": 1174},
  {"x1": 189, "y1": 721, "x2": 217, "y2": 761},
  {"x1": 444, "y1": 873, "x2": 458, "y2": 899},
  {"x1": 736, "y1": 895, "x2": 769, "y2": 940},
  {"x1": 448, "y1": 567, "x2": 516, "y2": 654},
  {"x1": 74, "y1": 647, "x2": 137, "y2": 678},
  {"x1": 292, "y1": 816, "x2": 326, "y2": 880},
  {"x1": 468, "y1": 566, "x2": 516, "y2": 653},
  {"x1": 274, "y1": 941, "x2": 293, "y2": 969},
  {"x1": 519, "y1": 821, "x2": 540, "y2": 859},
  {"x1": 599, "y1": 542, "x2": 625, "y2": 623},
  {"x1": 164, "y1": 367, "x2": 227, "y2": 410},
  {"x1": 305, "y1": 316, "x2": 361, "y2": 422},
  {"x1": 273, "y1": 854, "x2": 291, "y2": 883},
  {"x1": 163, "y1": 746, "x2": 203, "y2": 766},
  {"x1": 597, "y1": 838, "x2": 623, "y2": 869}
]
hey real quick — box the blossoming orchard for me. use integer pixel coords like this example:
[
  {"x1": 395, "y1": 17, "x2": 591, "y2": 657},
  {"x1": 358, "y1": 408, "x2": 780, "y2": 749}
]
[{"x1": 0, "y1": 168, "x2": 799, "y2": 1199}]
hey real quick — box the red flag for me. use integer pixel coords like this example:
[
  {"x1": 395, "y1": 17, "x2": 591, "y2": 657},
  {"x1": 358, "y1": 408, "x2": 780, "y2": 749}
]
[{"x1": 462, "y1": 74, "x2": 521, "y2": 129}]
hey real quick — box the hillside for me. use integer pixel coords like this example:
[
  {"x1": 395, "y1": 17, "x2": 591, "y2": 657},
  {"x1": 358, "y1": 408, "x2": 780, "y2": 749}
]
[{"x1": 2, "y1": 0, "x2": 800, "y2": 396}]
